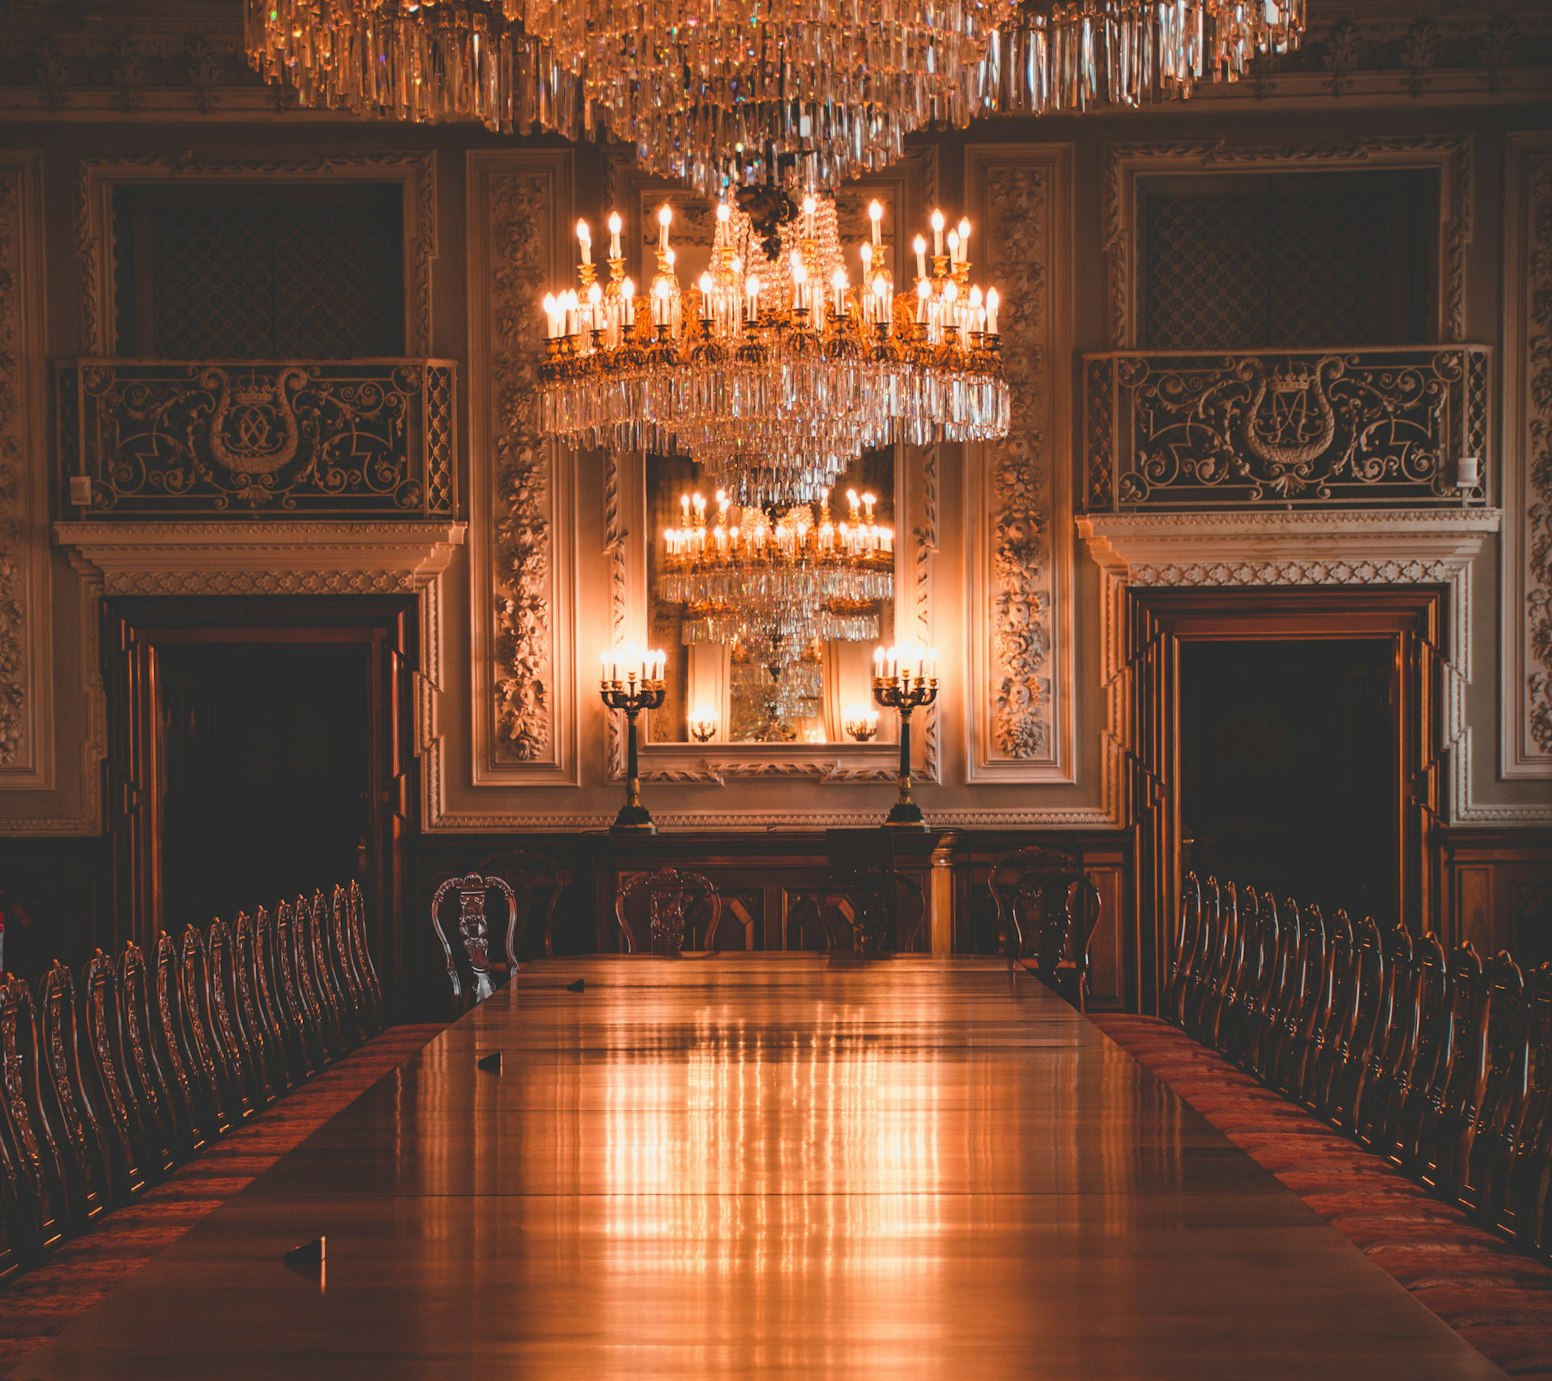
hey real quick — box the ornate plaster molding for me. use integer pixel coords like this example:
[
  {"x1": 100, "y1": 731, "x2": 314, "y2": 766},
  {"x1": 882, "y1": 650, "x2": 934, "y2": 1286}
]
[
  {"x1": 965, "y1": 144, "x2": 1075, "y2": 783},
  {"x1": 1101, "y1": 136, "x2": 1472, "y2": 349},
  {"x1": 466, "y1": 151, "x2": 578, "y2": 791},
  {"x1": 1504, "y1": 134, "x2": 1552, "y2": 778},
  {"x1": 74, "y1": 150, "x2": 436, "y2": 357},
  {"x1": 1078, "y1": 507, "x2": 1550, "y2": 825},
  {"x1": 0, "y1": 153, "x2": 50, "y2": 791}
]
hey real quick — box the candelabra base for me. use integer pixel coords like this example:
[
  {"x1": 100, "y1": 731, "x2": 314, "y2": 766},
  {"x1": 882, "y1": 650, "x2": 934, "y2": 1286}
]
[
  {"x1": 610, "y1": 804, "x2": 658, "y2": 834},
  {"x1": 883, "y1": 801, "x2": 928, "y2": 830}
]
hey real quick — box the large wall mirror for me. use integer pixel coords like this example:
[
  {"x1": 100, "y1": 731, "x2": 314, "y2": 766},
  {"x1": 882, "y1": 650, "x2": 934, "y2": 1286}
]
[{"x1": 643, "y1": 448, "x2": 898, "y2": 746}]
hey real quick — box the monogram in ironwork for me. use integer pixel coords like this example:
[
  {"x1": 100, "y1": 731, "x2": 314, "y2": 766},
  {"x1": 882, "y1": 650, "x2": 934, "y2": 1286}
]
[
  {"x1": 58, "y1": 360, "x2": 456, "y2": 515},
  {"x1": 1084, "y1": 348, "x2": 1489, "y2": 508}
]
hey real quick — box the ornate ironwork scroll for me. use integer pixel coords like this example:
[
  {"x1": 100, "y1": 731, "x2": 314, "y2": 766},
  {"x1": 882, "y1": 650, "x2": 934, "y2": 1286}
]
[
  {"x1": 1084, "y1": 347, "x2": 1489, "y2": 510},
  {"x1": 58, "y1": 360, "x2": 455, "y2": 517}
]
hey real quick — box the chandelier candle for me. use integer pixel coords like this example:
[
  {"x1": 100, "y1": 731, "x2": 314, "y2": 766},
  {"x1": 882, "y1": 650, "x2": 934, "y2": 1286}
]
[
  {"x1": 600, "y1": 648, "x2": 667, "y2": 834},
  {"x1": 872, "y1": 645, "x2": 940, "y2": 830}
]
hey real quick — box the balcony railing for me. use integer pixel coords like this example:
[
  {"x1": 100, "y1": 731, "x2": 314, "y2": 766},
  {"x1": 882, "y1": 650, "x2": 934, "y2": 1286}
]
[
  {"x1": 1082, "y1": 347, "x2": 1489, "y2": 511},
  {"x1": 57, "y1": 359, "x2": 456, "y2": 518}
]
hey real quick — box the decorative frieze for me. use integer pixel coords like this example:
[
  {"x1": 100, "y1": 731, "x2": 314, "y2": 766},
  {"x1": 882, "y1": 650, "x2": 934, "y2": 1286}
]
[
  {"x1": 1504, "y1": 135, "x2": 1552, "y2": 777},
  {"x1": 466, "y1": 151, "x2": 578, "y2": 790},
  {"x1": 965, "y1": 145, "x2": 1075, "y2": 784},
  {"x1": 57, "y1": 361, "x2": 456, "y2": 517},
  {"x1": 1084, "y1": 347, "x2": 1490, "y2": 510}
]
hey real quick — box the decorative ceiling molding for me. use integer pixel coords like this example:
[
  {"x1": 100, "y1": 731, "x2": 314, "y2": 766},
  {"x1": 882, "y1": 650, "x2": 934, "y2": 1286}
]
[
  {"x1": 1077, "y1": 507, "x2": 1550, "y2": 825},
  {"x1": 1504, "y1": 134, "x2": 1552, "y2": 780},
  {"x1": 965, "y1": 143, "x2": 1075, "y2": 785},
  {"x1": 1101, "y1": 136, "x2": 1471, "y2": 350},
  {"x1": 465, "y1": 150, "x2": 579, "y2": 791},
  {"x1": 73, "y1": 150, "x2": 436, "y2": 358}
]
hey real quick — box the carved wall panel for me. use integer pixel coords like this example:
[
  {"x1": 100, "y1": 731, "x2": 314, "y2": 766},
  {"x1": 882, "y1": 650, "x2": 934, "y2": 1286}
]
[
  {"x1": 1505, "y1": 133, "x2": 1552, "y2": 778},
  {"x1": 0, "y1": 153, "x2": 50, "y2": 790},
  {"x1": 467, "y1": 151, "x2": 578, "y2": 788},
  {"x1": 965, "y1": 145, "x2": 1075, "y2": 783},
  {"x1": 1102, "y1": 138, "x2": 1471, "y2": 350},
  {"x1": 1084, "y1": 347, "x2": 1489, "y2": 510},
  {"x1": 58, "y1": 360, "x2": 456, "y2": 517}
]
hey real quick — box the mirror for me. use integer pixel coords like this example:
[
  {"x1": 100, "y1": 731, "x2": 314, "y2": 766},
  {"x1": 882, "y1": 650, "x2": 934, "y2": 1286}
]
[{"x1": 645, "y1": 449, "x2": 897, "y2": 745}]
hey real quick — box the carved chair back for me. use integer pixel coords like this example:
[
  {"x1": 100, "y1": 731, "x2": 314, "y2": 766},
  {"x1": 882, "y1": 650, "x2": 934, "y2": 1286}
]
[
  {"x1": 1334, "y1": 914, "x2": 1388, "y2": 1135},
  {"x1": 1397, "y1": 931, "x2": 1452, "y2": 1174},
  {"x1": 275, "y1": 899, "x2": 326, "y2": 1077},
  {"x1": 1275, "y1": 901, "x2": 1326, "y2": 1095},
  {"x1": 303, "y1": 890, "x2": 347, "y2": 1058},
  {"x1": 149, "y1": 931, "x2": 206, "y2": 1150},
  {"x1": 1307, "y1": 908, "x2": 1357, "y2": 1114},
  {"x1": 1466, "y1": 952, "x2": 1528, "y2": 1226},
  {"x1": 1220, "y1": 885, "x2": 1264, "y2": 1060},
  {"x1": 616, "y1": 869, "x2": 723, "y2": 956},
  {"x1": 1243, "y1": 892, "x2": 1285, "y2": 1074},
  {"x1": 345, "y1": 880, "x2": 386, "y2": 1033},
  {"x1": 803, "y1": 869, "x2": 928, "y2": 957},
  {"x1": 237, "y1": 910, "x2": 289, "y2": 1098},
  {"x1": 1200, "y1": 879, "x2": 1242, "y2": 1044},
  {"x1": 175, "y1": 924, "x2": 237, "y2": 1136},
  {"x1": 323, "y1": 886, "x2": 368, "y2": 1046},
  {"x1": 1182, "y1": 876, "x2": 1224, "y2": 1036},
  {"x1": 432, "y1": 872, "x2": 519, "y2": 1010},
  {"x1": 116, "y1": 940, "x2": 184, "y2": 1170},
  {"x1": 1356, "y1": 922, "x2": 1418, "y2": 1154},
  {"x1": 474, "y1": 849, "x2": 564, "y2": 967},
  {"x1": 202, "y1": 919, "x2": 256, "y2": 1121},
  {"x1": 1514, "y1": 964, "x2": 1552, "y2": 1251},
  {"x1": 988, "y1": 848, "x2": 1101, "y2": 1010},
  {"x1": 0, "y1": 972, "x2": 68, "y2": 1250},
  {"x1": 1428, "y1": 942, "x2": 1491, "y2": 1198},
  {"x1": 36, "y1": 961, "x2": 115, "y2": 1224},
  {"x1": 80, "y1": 951, "x2": 145, "y2": 1200},
  {"x1": 1165, "y1": 872, "x2": 1202, "y2": 1026},
  {"x1": 989, "y1": 846, "x2": 1082, "y2": 958},
  {"x1": 0, "y1": 1017, "x2": 43, "y2": 1275}
]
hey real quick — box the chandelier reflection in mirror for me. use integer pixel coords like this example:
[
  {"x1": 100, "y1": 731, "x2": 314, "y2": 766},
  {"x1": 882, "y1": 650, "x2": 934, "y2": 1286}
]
[
  {"x1": 247, "y1": 3, "x2": 1304, "y2": 200},
  {"x1": 538, "y1": 194, "x2": 1009, "y2": 510}
]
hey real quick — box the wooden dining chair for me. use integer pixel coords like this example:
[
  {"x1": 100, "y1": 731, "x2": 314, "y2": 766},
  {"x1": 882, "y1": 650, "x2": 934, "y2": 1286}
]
[
  {"x1": 1428, "y1": 942, "x2": 1490, "y2": 1199},
  {"x1": 1244, "y1": 891, "x2": 1286, "y2": 1080},
  {"x1": 1305, "y1": 908, "x2": 1357, "y2": 1116},
  {"x1": 80, "y1": 950, "x2": 148, "y2": 1202},
  {"x1": 231, "y1": 913, "x2": 282, "y2": 1105},
  {"x1": 1218, "y1": 886, "x2": 1264, "y2": 1063},
  {"x1": 36, "y1": 960, "x2": 116, "y2": 1224},
  {"x1": 303, "y1": 891, "x2": 349, "y2": 1059},
  {"x1": 275, "y1": 899, "x2": 327, "y2": 1078},
  {"x1": 1331, "y1": 914, "x2": 1388, "y2": 1135},
  {"x1": 1512, "y1": 963, "x2": 1552, "y2": 1252},
  {"x1": 1183, "y1": 876, "x2": 1224, "y2": 1038},
  {"x1": 321, "y1": 886, "x2": 368, "y2": 1048},
  {"x1": 615, "y1": 868, "x2": 722, "y2": 956},
  {"x1": 1165, "y1": 872, "x2": 1203, "y2": 1028},
  {"x1": 988, "y1": 849, "x2": 1101, "y2": 1009},
  {"x1": 1396, "y1": 931, "x2": 1452, "y2": 1174},
  {"x1": 0, "y1": 1040, "x2": 44, "y2": 1276},
  {"x1": 1269, "y1": 900, "x2": 1322, "y2": 1095},
  {"x1": 432, "y1": 871, "x2": 519, "y2": 1010},
  {"x1": 202, "y1": 920, "x2": 257, "y2": 1121},
  {"x1": 176, "y1": 924, "x2": 241, "y2": 1136},
  {"x1": 474, "y1": 849, "x2": 564, "y2": 967},
  {"x1": 149, "y1": 931, "x2": 209, "y2": 1152},
  {"x1": 0, "y1": 971, "x2": 69, "y2": 1252},
  {"x1": 1465, "y1": 952, "x2": 1528, "y2": 1224},
  {"x1": 116, "y1": 939, "x2": 186, "y2": 1171},
  {"x1": 345, "y1": 880, "x2": 386, "y2": 1034}
]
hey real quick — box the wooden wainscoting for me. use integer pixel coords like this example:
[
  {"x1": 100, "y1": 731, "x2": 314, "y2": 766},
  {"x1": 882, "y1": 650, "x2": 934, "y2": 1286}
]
[{"x1": 1444, "y1": 828, "x2": 1552, "y2": 963}]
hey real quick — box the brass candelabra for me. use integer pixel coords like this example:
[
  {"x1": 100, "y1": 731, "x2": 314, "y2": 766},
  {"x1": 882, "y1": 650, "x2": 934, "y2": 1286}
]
[
  {"x1": 600, "y1": 649, "x2": 667, "y2": 834},
  {"x1": 871, "y1": 645, "x2": 939, "y2": 830}
]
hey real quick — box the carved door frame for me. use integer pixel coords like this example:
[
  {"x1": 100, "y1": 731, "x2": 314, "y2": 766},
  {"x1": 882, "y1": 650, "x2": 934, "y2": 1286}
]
[
  {"x1": 1123, "y1": 585, "x2": 1444, "y2": 1012},
  {"x1": 101, "y1": 597, "x2": 417, "y2": 1014}
]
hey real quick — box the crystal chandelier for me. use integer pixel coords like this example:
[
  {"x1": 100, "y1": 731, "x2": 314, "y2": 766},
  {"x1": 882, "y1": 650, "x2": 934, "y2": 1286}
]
[
  {"x1": 514, "y1": 0, "x2": 1016, "y2": 198},
  {"x1": 987, "y1": 0, "x2": 1308, "y2": 114},
  {"x1": 247, "y1": 3, "x2": 1304, "y2": 200},
  {"x1": 662, "y1": 488, "x2": 894, "y2": 651},
  {"x1": 538, "y1": 194, "x2": 1008, "y2": 509}
]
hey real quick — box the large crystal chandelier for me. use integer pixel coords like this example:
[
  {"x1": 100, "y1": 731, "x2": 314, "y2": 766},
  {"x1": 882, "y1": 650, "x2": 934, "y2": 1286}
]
[
  {"x1": 662, "y1": 488, "x2": 894, "y2": 650},
  {"x1": 539, "y1": 194, "x2": 1008, "y2": 509},
  {"x1": 515, "y1": 0, "x2": 1016, "y2": 197},
  {"x1": 247, "y1": 3, "x2": 1304, "y2": 199}
]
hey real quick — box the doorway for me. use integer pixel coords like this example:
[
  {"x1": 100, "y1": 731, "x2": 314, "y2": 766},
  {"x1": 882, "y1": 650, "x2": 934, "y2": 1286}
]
[{"x1": 102, "y1": 598, "x2": 415, "y2": 1014}]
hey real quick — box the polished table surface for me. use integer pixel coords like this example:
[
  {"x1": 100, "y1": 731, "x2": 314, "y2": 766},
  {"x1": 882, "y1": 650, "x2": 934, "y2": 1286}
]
[{"x1": 14, "y1": 956, "x2": 1503, "y2": 1379}]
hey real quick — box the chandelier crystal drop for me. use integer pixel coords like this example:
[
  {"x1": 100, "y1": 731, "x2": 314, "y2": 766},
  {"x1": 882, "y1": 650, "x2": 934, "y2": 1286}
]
[
  {"x1": 515, "y1": 0, "x2": 1015, "y2": 198},
  {"x1": 538, "y1": 194, "x2": 1009, "y2": 510},
  {"x1": 663, "y1": 488, "x2": 895, "y2": 651}
]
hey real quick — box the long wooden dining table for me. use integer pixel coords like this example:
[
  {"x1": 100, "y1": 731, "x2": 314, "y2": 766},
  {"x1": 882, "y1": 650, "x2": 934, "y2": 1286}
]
[{"x1": 13, "y1": 955, "x2": 1503, "y2": 1379}]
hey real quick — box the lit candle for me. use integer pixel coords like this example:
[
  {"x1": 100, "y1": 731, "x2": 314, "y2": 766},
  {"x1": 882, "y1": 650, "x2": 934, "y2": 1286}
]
[
  {"x1": 576, "y1": 218, "x2": 591, "y2": 265},
  {"x1": 803, "y1": 193, "x2": 817, "y2": 239},
  {"x1": 957, "y1": 217, "x2": 971, "y2": 266},
  {"x1": 542, "y1": 292, "x2": 559, "y2": 338},
  {"x1": 698, "y1": 271, "x2": 714, "y2": 320},
  {"x1": 607, "y1": 211, "x2": 622, "y2": 260},
  {"x1": 874, "y1": 645, "x2": 885, "y2": 678},
  {"x1": 657, "y1": 204, "x2": 672, "y2": 253},
  {"x1": 869, "y1": 198, "x2": 884, "y2": 248},
  {"x1": 985, "y1": 287, "x2": 999, "y2": 336},
  {"x1": 931, "y1": 208, "x2": 945, "y2": 257},
  {"x1": 946, "y1": 229, "x2": 959, "y2": 265},
  {"x1": 621, "y1": 277, "x2": 635, "y2": 327},
  {"x1": 652, "y1": 277, "x2": 671, "y2": 326},
  {"x1": 832, "y1": 268, "x2": 847, "y2": 318},
  {"x1": 914, "y1": 234, "x2": 928, "y2": 282},
  {"x1": 746, "y1": 276, "x2": 761, "y2": 322}
]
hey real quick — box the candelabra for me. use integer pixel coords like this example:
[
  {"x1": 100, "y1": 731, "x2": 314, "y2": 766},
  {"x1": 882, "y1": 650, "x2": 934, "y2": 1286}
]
[
  {"x1": 689, "y1": 709, "x2": 718, "y2": 744},
  {"x1": 844, "y1": 708, "x2": 880, "y2": 743},
  {"x1": 600, "y1": 649, "x2": 667, "y2": 834},
  {"x1": 871, "y1": 645, "x2": 939, "y2": 829}
]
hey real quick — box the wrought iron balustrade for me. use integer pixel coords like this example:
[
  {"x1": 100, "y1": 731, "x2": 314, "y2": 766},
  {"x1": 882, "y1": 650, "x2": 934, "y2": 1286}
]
[
  {"x1": 57, "y1": 359, "x2": 456, "y2": 518},
  {"x1": 1083, "y1": 347, "x2": 1489, "y2": 511}
]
